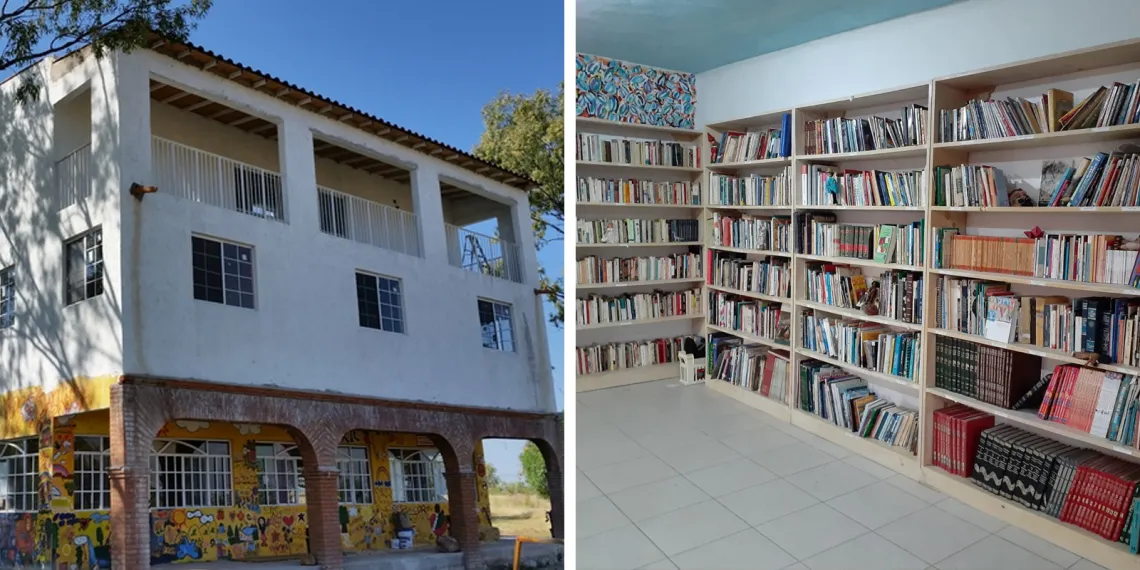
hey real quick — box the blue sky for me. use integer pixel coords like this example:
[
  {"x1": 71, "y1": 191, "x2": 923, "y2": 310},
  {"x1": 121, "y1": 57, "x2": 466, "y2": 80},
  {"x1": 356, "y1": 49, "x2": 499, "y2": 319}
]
[{"x1": 190, "y1": 0, "x2": 565, "y2": 481}]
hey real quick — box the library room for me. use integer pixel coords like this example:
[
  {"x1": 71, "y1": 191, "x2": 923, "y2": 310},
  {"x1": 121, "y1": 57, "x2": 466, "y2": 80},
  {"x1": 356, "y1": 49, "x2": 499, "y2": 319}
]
[{"x1": 574, "y1": 0, "x2": 1140, "y2": 568}]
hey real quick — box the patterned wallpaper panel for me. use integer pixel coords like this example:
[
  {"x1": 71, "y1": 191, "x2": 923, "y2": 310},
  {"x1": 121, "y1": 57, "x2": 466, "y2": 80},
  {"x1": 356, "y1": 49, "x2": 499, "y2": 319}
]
[{"x1": 575, "y1": 54, "x2": 696, "y2": 129}]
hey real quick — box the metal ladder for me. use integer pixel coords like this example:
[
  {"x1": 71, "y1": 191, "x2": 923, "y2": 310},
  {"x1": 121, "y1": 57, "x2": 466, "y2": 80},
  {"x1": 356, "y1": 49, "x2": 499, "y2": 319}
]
[{"x1": 462, "y1": 233, "x2": 494, "y2": 275}]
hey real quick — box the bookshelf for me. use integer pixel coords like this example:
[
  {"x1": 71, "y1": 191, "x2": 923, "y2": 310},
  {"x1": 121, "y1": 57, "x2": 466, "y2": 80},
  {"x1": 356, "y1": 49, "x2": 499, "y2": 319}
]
[{"x1": 686, "y1": 39, "x2": 1140, "y2": 570}]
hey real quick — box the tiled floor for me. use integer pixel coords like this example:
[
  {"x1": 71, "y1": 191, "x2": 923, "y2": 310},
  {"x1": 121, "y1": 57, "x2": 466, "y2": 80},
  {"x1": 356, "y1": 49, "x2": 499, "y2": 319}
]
[{"x1": 577, "y1": 379, "x2": 1108, "y2": 570}]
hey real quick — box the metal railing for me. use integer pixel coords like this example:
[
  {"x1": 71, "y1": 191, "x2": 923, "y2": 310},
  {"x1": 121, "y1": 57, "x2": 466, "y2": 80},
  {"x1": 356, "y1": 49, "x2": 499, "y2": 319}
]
[
  {"x1": 151, "y1": 136, "x2": 287, "y2": 223},
  {"x1": 316, "y1": 185, "x2": 421, "y2": 257},
  {"x1": 445, "y1": 224, "x2": 523, "y2": 283},
  {"x1": 55, "y1": 144, "x2": 91, "y2": 209}
]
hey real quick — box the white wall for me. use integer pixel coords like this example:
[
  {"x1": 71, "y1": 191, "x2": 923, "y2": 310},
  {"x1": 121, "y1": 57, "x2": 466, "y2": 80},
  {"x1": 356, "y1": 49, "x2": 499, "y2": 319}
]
[{"x1": 696, "y1": 0, "x2": 1140, "y2": 127}]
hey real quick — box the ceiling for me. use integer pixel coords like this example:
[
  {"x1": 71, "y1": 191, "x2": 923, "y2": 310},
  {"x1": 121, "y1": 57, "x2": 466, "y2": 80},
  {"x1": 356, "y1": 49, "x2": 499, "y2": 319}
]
[{"x1": 576, "y1": 0, "x2": 959, "y2": 73}]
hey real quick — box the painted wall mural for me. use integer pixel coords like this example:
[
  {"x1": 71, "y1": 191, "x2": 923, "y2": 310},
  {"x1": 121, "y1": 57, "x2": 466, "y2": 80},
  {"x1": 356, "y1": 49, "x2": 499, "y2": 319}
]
[
  {"x1": 0, "y1": 376, "x2": 116, "y2": 440},
  {"x1": 576, "y1": 53, "x2": 696, "y2": 129}
]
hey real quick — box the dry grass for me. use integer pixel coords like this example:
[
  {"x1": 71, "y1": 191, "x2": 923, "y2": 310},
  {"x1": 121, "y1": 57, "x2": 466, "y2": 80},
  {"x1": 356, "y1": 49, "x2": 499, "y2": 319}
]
[{"x1": 489, "y1": 491, "x2": 552, "y2": 538}]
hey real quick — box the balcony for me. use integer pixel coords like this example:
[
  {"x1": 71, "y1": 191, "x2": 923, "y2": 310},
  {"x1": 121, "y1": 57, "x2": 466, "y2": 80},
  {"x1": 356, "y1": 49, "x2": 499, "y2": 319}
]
[
  {"x1": 151, "y1": 136, "x2": 287, "y2": 223},
  {"x1": 55, "y1": 144, "x2": 91, "y2": 209},
  {"x1": 317, "y1": 185, "x2": 421, "y2": 257},
  {"x1": 446, "y1": 224, "x2": 523, "y2": 283}
]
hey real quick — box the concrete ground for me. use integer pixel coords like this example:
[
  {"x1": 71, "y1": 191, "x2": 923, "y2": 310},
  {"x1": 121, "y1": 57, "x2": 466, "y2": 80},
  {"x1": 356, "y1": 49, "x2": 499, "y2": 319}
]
[{"x1": 177, "y1": 539, "x2": 562, "y2": 570}]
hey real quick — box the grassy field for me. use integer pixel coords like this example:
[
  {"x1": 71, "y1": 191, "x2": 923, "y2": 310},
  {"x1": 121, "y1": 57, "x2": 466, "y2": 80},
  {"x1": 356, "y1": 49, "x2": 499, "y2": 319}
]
[{"x1": 489, "y1": 491, "x2": 552, "y2": 538}]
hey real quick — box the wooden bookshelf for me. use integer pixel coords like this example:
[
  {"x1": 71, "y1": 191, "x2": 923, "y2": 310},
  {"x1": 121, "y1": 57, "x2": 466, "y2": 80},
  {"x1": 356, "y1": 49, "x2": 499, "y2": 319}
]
[
  {"x1": 706, "y1": 244, "x2": 792, "y2": 257},
  {"x1": 576, "y1": 202, "x2": 702, "y2": 209},
  {"x1": 576, "y1": 313, "x2": 701, "y2": 331},
  {"x1": 577, "y1": 277, "x2": 705, "y2": 291},
  {"x1": 706, "y1": 284, "x2": 789, "y2": 304},
  {"x1": 575, "y1": 160, "x2": 703, "y2": 174}
]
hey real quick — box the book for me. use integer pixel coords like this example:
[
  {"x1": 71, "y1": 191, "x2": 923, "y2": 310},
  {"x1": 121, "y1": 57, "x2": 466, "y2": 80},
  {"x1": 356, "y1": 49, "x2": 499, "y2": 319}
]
[
  {"x1": 709, "y1": 170, "x2": 791, "y2": 207},
  {"x1": 576, "y1": 176, "x2": 702, "y2": 206},
  {"x1": 576, "y1": 133, "x2": 700, "y2": 167},
  {"x1": 873, "y1": 225, "x2": 896, "y2": 264},
  {"x1": 576, "y1": 336, "x2": 687, "y2": 375},
  {"x1": 983, "y1": 296, "x2": 1019, "y2": 343}
]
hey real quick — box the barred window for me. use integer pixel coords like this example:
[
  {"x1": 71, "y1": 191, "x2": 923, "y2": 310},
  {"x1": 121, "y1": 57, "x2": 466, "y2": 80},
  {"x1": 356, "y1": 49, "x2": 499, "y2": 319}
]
[
  {"x1": 0, "y1": 439, "x2": 38, "y2": 512},
  {"x1": 255, "y1": 443, "x2": 304, "y2": 506},
  {"x1": 149, "y1": 440, "x2": 233, "y2": 509},
  {"x1": 336, "y1": 446, "x2": 373, "y2": 504},
  {"x1": 74, "y1": 436, "x2": 110, "y2": 511},
  {"x1": 390, "y1": 448, "x2": 447, "y2": 503}
]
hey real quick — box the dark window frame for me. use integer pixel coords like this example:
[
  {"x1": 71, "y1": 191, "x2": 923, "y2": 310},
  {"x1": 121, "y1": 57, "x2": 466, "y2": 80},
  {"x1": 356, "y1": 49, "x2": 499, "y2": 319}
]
[
  {"x1": 65, "y1": 228, "x2": 104, "y2": 306},
  {"x1": 355, "y1": 272, "x2": 405, "y2": 334},
  {"x1": 478, "y1": 298, "x2": 514, "y2": 352},
  {"x1": 192, "y1": 236, "x2": 256, "y2": 310}
]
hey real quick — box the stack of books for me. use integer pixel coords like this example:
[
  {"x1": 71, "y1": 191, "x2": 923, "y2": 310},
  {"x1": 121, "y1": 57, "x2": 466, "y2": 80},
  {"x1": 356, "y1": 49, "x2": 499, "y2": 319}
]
[
  {"x1": 797, "y1": 360, "x2": 919, "y2": 452},
  {"x1": 708, "y1": 334, "x2": 790, "y2": 402},
  {"x1": 576, "y1": 336, "x2": 687, "y2": 375},
  {"x1": 804, "y1": 263, "x2": 869, "y2": 309},
  {"x1": 576, "y1": 177, "x2": 702, "y2": 205},
  {"x1": 709, "y1": 116, "x2": 791, "y2": 163},
  {"x1": 1042, "y1": 152, "x2": 1140, "y2": 208},
  {"x1": 932, "y1": 164, "x2": 1013, "y2": 207},
  {"x1": 575, "y1": 133, "x2": 699, "y2": 167},
  {"x1": 711, "y1": 213, "x2": 791, "y2": 252},
  {"x1": 796, "y1": 216, "x2": 923, "y2": 265},
  {"x1": 933, "y1": 336, "x2": 1041, "y2": 407},
  {"x1": 1034, "y1": 233, "x2": 1140, "y2": 286},
  {"x1": 801, "y1": 166, "x2": 924, "y2": 207},
  {"x1": 938, "y1": 89, "x2": 1071, "y2": 142},
  {"x1": 879, "y1": 271, "x2": 924, "y2": 325},
  {"x1": 800, "y1": 310, "x2": 920, "y2": 379},
  {"x1": 709, "y1": 171, "x2": 791, "y2": 207},
  {"x1": 709, "y1": 291, "x2": 790, "y2": 343},
  {"x1": 803, "y1": 105, "x2": 928, "y2": 155},
  {"x1": 710, "y1": 251, "x2": 790, "y2": 298},
  {"x1": 932, "y1": 233, "x2": 1037, "y2": 275},
  {"x1": 932, "y1": 404, "x2": 996, "y2": 477},
  {"x1": 576, "y1": 288, "x2": 701, "y2": 326},
  {"x1": 576, "y1": 253, "x2": 701, "y2": 285},
  {"x1": 1038, "y1": 366, "x2": 1140, "y2": 447},
  {"x1": 973, "y1": 425, "x2": 1080, "y2": 512},
  {"x1": 576, "y1": 218, "x2": 700, "y2": 244}
]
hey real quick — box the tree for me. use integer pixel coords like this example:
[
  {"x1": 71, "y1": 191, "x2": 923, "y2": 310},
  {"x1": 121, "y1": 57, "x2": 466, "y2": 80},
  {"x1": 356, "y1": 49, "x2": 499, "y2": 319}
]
[
  {"x1": 484, "y1": 462, "x2": 503, "y2": 491},
  {"x1": 474, "y1": 84, "x2": 564, "y2": 325},
  {"x1": 519, "y1": 442, "x2": 548, "y2": 499},
  {"x1": 1, "y1": 0, "x2": 213, "y2": 103}
]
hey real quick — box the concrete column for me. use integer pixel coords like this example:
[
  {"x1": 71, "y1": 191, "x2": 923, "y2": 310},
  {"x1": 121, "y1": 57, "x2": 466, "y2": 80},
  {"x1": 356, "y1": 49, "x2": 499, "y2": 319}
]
[
  {"x1": 411, "y1": 166, "x2": 448, "y2": 263},
  {"x1": 277, "y1": 119, "x2": 317, "y2": 229},
  {"x1": 108, "y1": 384, "x2": 157, "y2": 570},
  {"x1": 510, "y1": 195, "x2": 540, "y2": 287},
  {"x1": 443, "y1": 470, "x2": 483, "y2": 569},
  {"x1": 302, "y1": 467, "x2": 344, "y2": 570}
]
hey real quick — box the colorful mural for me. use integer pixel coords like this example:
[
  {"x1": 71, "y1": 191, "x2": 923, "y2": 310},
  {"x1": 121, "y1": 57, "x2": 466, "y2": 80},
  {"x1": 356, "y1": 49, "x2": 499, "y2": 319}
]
[
  {"x1": 0, "y1": 376, "x2": 116, "y2": 439},
  {"x1": 575, "y1": 53, "x2": 696, "y2": 129}
]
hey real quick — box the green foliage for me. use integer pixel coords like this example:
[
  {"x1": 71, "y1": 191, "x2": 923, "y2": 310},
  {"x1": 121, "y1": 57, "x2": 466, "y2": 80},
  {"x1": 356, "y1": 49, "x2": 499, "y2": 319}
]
[
  {"x1": 485, "y1": 462, "x2": 504, "y2": 490},
  {"x1": 474, "y1": 85, "x2": 564, "y2": 325},
  {"x1": 519, "y1": 442, "x2": 548, "y2": 499},
  {"x1": 1, "y1": 0, "x2": 213, "y2": 102}
]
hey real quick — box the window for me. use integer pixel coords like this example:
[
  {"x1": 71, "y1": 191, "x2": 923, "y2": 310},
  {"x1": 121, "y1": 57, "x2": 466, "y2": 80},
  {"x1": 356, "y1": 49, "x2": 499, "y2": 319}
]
[
  {"x1": 390, "y1": 449, "x2": 447, "y2": 503},
  {"x1": 336, "y1": 446, "x2": 373, "y2": 504},
  {"x1": 0, "y1": 439, "x2": 38, "y2": 512},
  {"x1": 478, "y1": 299, "x2": 514, "y2": 351},
  {"x1": 65, "y1": 229, "x2": 103, "y2": 305},
  {"x1": 318, "y1": 191, "x2": 348, "y2": 238},
  {"x1": 149, "y1": 440, "x2": 233, "y2": 509},
  {"x1": 0, "y1": 265, "x2": 13, "y2": 329},
  {"x1": 74, "y1": 436, "x2": 110, "y2": 511},
  {"x1": 255, "y1": 443, "x2": 305, "y2": 506},
  {"x1": 234, "y1": 166, "x2": 281, "y2": 220},
  {"x1": 192, "y1": 236, "x2": 255, "y2": 309},
  {"x1": 355, "y1": 272, "x2": 405, "y2": 333}
]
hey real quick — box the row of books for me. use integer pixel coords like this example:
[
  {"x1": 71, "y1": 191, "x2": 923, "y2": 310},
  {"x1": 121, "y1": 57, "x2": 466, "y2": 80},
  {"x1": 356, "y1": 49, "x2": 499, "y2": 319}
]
[
  {"x1": 879, "y1": 270, "x2": 924, "y2": 326},
  {"x1": 804, "y1": 263, "x2": 871, "y2": 310},
  {"x1": 933, "y1": 336, "x2": 1041, "y2": 409},
  {"x1": 575, "y1": 133, "x2": 699, "y2": 167},
  {"x1": 934, "y1": 277, "x2": 1025, "y2": 342},
  {"x1": 1037, "y1": 366, "x2": 1140, "y2": 446},
  {"x1": 708, "y1": 291, "x2": 790, "y2": 344},
  {"x1": 797, "y1": 360, "x2": 919, "y2": 452},
  {"x1": 576, "y1": 218, "x2": 701, "y2": 245},
  {"x1": 932, "y1": 164, "x2": 1012, "y2": 207},
  {"x1": 797, "y1": 215, "x2": 924, "y2": 266},
  {"x1": 576, "y1": 253, "x2": 701, "y2": 286},
  {"x1": 709, "y1": 251, "x2": 791, "y2": 298},
  {"x1": 939, "y1": 93, "x2": 1068, "y2": 143},
  {"x1": 575, "y1": 336, "x2": 687, "y2": 376},
  {"x1": 710, "y1": 213, "x2": 791, "y2": 252},
  {"x1": 708, "y1": 170, "x2": 792, "y2": 207},
  {"x1": 800, "y1": 310, "x2": 921, "y2": 379},
  {"x1": 709, "y1": 115, "x2": 791, "y2": 163},
  {"x1": 575, "y1": 288, "x2": 701, "y2": 327},
  {"x1": 933, "y1": 230, "x2": 1140, "y2": 286},
  {"x1": 932, "y1": 404, "x2": 995, "y2": 477},
  {"x1": 708, "y1": 334, "x2": 790, "y2": 402},
  {"x1": 802, "y1": 105, "x2": 928, "y2": 155},
  {"x1": 576, "y1": 177, "x2": 702, "y2": 206},
  {"x1": 804, "y1": 264, "x2": 928, "y2": 325},
  {"x1": 800, "y1": 166, "x2": 924, "y2": 207},
  {"x1": 1043, "y1": 152, "x2": 1140, "y2": 208}
]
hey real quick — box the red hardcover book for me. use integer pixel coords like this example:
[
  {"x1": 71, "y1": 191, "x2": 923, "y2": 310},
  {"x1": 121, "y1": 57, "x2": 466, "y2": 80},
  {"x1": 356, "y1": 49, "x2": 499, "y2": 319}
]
[
  {"x1": 759, "y1": 352, "x2": 776, "y2": 397},
  {"x1": 1037, "y1": 364, "x2": 1066, "y2": 419}
]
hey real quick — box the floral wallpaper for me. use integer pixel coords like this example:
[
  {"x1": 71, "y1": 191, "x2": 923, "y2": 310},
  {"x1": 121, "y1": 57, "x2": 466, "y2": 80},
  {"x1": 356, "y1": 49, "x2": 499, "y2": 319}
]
[{"x1": 575, "y1": 54, "x2": 696, "y2": 129}]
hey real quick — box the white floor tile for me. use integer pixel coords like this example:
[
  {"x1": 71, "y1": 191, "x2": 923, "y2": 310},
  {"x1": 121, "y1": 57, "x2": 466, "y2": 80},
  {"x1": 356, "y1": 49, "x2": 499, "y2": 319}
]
[
  {"x1": 826, "y1": 480, "x2": 928, "y2": 529},
  {"x1": 608, "y1": 476, "x2": 710, "y2": 522},
  {"x1": 933, "y1": 498, "x2": 1006, "y2": 533},
  {"x1": 670, "y1": 528, "x2": 797, "y2": 570},
  {"x1": 578, "y1": 495, "x2": 632, "y2": 539},
  {"x1": 637, "y1": 559, "x2": 679, "y2": 570},
  {"x1": 781, "y1": 565, "x2": 809, "y2": 570},
  {"x1": 585, "y1": 454, "x2": 678, "y2": 495},
  {"x1": 995, "y1": 526, "x2": 1080, "y2": 569},
  {"x1": 750, "y1": 441, "x2": 836, "y2": 476},
  {"x1": 933, "y1": 535, "x2": 1063, "y2": 570},
  {"x1": 578, "y1": 430, "x2": 651, "y2": 471},
  {"x1": 696, "y1": 411, "x2": 776, "y2": 439},
  {"x1": 652, "y1": 438, "x2": 741, "y2": 473},
  {"x1": 1067, "y1": 559, "x2": 1109, "y2": 570},
  {"x1": 788, "y1": 460, "x2": 880, "y2": 501},
  {"x1": 684, "y1": 456, "x2": 778, "y2": 497},
  {"x1": 718, "y1": 477, "x2": 820, "y2": 525},
  {"x1": 578, "y1": 523, "x2": 668, "y2": 570},
  {"x1": 799, "y1": 434, "x2": 854, "y2": 459},
  {"x1": 637, "y1": 500, "x2": 749, "y2": 557},
  {"x1": 578, "y1": 470, "x2": 603, "y2": 501},
  {"x1": 757, "y1": 503, "x2": 869, "y2": 559},
  {"x1": 884, "y1": 474, "x2": 947, "y2": 503},
  {"x1": 803, "y1": 532, "x2": 927, "y2": 570},
  {"x1": 877, "y1": 506, "x2": 989, "y2": 564},
  {"x1": 839, "y1": 455, "x2": 898, "y2": 479},
  {"x1": 720, "y1": 428, "x2": 799, "y2": 456}
]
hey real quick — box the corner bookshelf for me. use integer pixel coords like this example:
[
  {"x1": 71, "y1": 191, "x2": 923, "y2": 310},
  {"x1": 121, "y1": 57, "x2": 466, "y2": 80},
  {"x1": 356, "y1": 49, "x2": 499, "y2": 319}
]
[
  {"x1": 574, "y1": 117, "x2": 706, "y2": 392},
  {"x1": 690, "y1": 38, "x2": 1140, "y2": 570}
]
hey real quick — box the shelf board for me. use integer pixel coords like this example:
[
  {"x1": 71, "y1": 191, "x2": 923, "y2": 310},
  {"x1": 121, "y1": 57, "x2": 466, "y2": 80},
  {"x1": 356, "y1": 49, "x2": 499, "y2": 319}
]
[
  {"x1": 790, "y1": 409, "x2": 920, "y2": 478},
  {"x1": 576, "y1": 161, "x2": 703, "y2": 174},
  {"x1": 798, "y1": 299, "x2": 922, "y2": 331},
  {"x1": 706, "y1": 323, "x2": 791, "y2": 351},
  {"x1": 576, "y1": 241, "x2": 703, "y2": 249},
  {"x1": 931, "y1": 206, "x2": 1140, "y2": 213},
  {"x1": 798, "y1": 145, "x2": 927, "y2": 162},
  {"x1": 705, "y1": 379, "x2": 792, "y2": 422},
  {"x1": 797, "y1": 204, "x2": 924, "y2": 211},
  {"x1": 929, "y1": 268, "x2": 1140, "y2": 296},
  {"x1": 927, "y1": 328, "x2": 1140, "y2": 376},
  {"x1": 576, "y1": 362, "x2": 678, "y2": 392},
  {"x1": 576, "y1": 202, "x2": 702, "y2": 209},
  {"x1": 577, "y1": 278, "x2": 705, "y2": 291},
  {"x1": 707, "y1": 284, "x2": 791, "y2": 304},
  {"x1": 796, "y1": 347, "x2": 920, "y2": 394},
  {"x1": 797, "y1": 254, "x2": 923, "y2": 271},
  {"x1": 926, "y1": 387, "x2": 1140, "y2": 461},
  {"x1": 705, "y1": 204, "x2": 793, "y2": 211},
  {"x1": 576, "y1": 116, "x2": 702, "y2": 138},
  {"x1": 577, "y1": 313, "x2": 701, "y2": 331},
  {"x1": 707, "y1": 157, "x2": 791, "y2": 170},
  {"x1": 708, "y1": 245, "x2": 793, "y2": 257},
  {"x1": 933, "y1": 123, "x2": 1140, "y2": 152}
]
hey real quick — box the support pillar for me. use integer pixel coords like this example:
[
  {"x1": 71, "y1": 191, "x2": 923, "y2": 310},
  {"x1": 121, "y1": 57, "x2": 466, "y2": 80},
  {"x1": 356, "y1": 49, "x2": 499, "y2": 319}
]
[
  {"x1": 444, "y1": 470, "x2": 483, "y2": 569},
  {"x1": 411, "y1": 166, "x2": 448, "y2": 263},
  {"x1": 546, "y1": 469, "x2": 564, "y2": 539},
  {"x1": 303, "y1": 467, "x2": 344, "y2": 570},
  {"x1": 109, "y1": 384, "x2": 158, "y2": 570}
]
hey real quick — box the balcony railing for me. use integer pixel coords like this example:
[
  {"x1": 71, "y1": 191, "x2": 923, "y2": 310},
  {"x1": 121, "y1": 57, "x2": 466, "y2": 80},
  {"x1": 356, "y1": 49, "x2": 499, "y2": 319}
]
[
  {"x1": 152, "y1": 136, "x2": 287, "y2": 223},
  {"x1": 445, "y1": 224, "x2": 523, "y2": 283},
  {"x1": 56, "y1": 144, "x2": 91, "y2": 209},
  {"x1": 317, "y1": 185, "x2": 421, "y2": 257}
]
